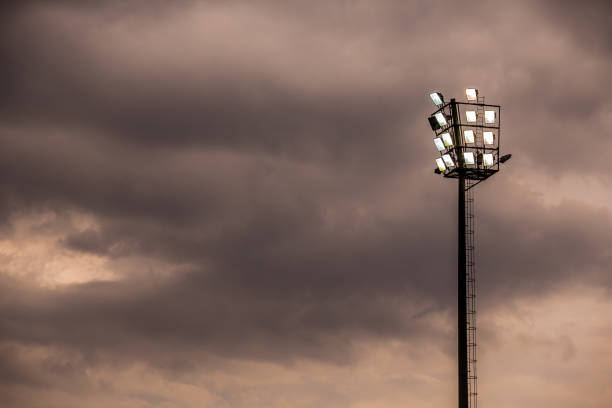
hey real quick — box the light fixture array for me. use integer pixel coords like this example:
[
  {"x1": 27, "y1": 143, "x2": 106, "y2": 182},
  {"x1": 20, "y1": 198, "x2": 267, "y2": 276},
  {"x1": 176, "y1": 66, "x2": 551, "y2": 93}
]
[{"x1": 427, "y1": 88, "x2": 501, "y2": 178}]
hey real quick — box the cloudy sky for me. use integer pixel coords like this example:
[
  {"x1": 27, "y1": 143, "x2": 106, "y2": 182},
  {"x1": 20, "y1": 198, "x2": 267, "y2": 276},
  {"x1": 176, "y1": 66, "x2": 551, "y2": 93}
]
[{"x1": 1, "y1": 1, "x2": 612, "y2": 407}]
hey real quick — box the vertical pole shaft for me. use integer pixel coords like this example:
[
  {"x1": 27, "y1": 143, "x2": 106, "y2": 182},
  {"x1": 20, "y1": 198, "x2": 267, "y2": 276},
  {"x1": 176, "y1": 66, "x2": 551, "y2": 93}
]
[
  {"x1": 458, "y1": 170, "x2": 467, "y2": 408},
  {"x1": 451, "y1": 99, "x2": 468, "y2": 408}
]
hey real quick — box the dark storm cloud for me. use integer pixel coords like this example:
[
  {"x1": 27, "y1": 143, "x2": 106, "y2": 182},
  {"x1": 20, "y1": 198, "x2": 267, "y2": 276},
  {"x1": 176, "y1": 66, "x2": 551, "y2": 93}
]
[
  {"x1": 0, "y1": 264, "x2": 447, "y2": 367},
  {"x1": 475, "y1": 181, "x2": 612, "y2": 304},
  {"x1": 540, "y1": 0, "x2": 612, "y2": 54},
  {"x1": 0, "y1": 1, "x2": 415, "y2": 168},
  {"x1": 1, "y1": 1, "x2": 612, "y2": 404}
]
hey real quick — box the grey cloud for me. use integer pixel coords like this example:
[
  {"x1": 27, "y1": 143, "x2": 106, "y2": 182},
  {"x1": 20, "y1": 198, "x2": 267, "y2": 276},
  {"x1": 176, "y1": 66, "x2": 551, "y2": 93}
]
[
  {"x1": 61, "y1": 228, "x2": 111, "y2": 255},
  {"x1": 1, "y1": 1, "x2": 612, "y2": 406},
  {"x1": 540, "y1": 0, "x2": 612, "y2": 54}
]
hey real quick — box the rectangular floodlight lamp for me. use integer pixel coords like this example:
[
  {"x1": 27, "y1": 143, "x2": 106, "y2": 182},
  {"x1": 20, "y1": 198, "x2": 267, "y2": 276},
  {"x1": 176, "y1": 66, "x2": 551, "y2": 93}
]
[
  {"x1": 485, "y1": 110, "x2": 496, "y2": 123},
  {"x1": 442, "y1": 154, "x2": 454, "y2": 167},
  {"x1": 428, "y1": 116, "x2": 441, "y2": 131},
  {"x1": 430, "y1": 92, "x2": 444, "y2": 106},
  {"x1": 483, "y1": 153, "x2": 494, "y2": 166},
  {"x1": 434, "y1": 138, "x2": 445, "y2": 151},
  {"x1": 436, "y1": 158, "x2": 446, "y2": 172},
  {"x1": 466, "y1": 111, "x2": 477, "y2": 122},
  {"x1": 466, "y1": 88, "x2": 478, "y2": 101},
  {"x1": 464, "y1": 130, "x2": 475, "y2": 144},
  {"x1": 464, "y1": 152, "x2": 475, "y2": 165},
  {"x1": 435, "y1": 112, "x2": 447, "y2": 127},
  {"x1": 441, "y1": 132, "x2": 453, "y2": 146},
  {"x1": 483, "y1": 131, "x2": 494, "y2": 145}
]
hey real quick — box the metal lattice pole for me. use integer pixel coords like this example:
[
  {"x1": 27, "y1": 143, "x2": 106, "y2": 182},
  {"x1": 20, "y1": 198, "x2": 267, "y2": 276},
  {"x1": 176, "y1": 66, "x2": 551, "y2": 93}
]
[
  {"x1": 451, "y1": 99, "x2": 469, "y2": 408},
  {"x1": 466, "y1": 180, "x2": 478, "y2": 408},
  {"x1": 428, "y1": 88, "x2": 510, "y2": 408}
]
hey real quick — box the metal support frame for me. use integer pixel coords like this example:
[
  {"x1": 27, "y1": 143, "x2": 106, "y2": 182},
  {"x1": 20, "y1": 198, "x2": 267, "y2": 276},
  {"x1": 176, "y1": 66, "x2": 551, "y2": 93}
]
[
  {"x1": 452, "y1": 100, "x2": 469, "y2": 408},
  {"x1": 429, "y1": 91, "x2": 506, "y2": 408},
  {"x1": 431, "y1": 100, "x2": 501, "y2": 182}
]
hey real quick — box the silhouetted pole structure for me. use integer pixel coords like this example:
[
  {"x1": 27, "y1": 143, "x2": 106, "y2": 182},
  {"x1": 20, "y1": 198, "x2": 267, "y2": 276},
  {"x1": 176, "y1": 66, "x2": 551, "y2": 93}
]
[
  {"x1": 427, "y1": 89, "x2": 510, "y2": 408},
  {"x1": 451, "y1": 99, "x2": 469, "y2": 408}
]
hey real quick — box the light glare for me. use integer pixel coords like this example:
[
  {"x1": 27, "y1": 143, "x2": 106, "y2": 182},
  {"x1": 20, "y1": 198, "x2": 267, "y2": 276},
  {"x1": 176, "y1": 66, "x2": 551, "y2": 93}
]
[
  {"x1": 430, "y1": 92, "x2": 444, "y2": 106},
  {"x1": 466, "y1": 88, "x2": 478, "y2": 101},
  {"x1": 464, "y1": 152, "x2": 475, "y2": 165},
  {"x1": 442, "y1": 154, "x2": 454, "y2": 167},
  {"x1": 434, "y1": 138, "x2": 445, "y2": 151},
  {"x1": 464, "y1": 130, "x2": 475, "y2": 144},
  {"x1": 483, "y1": 131, "x2": 494, "y2": 145},
  {"x1": 442, "y1": 132, "x2": 453, "y2": 146},
  {"x1": 436, "y1": 158, "x2": 446, "y2": 172},
  {"x1": 483, "y1": 153, "x2": 494, "y2": 166},
  {"x1": 435, "y1": 112, "x2": 447, "y2": 126},
  {"x1": 485, "y1": 110, "x2": 496, "y2": 123},
  {"x1": 466, "y1": 111, "x2": 477, "y2": 122}
]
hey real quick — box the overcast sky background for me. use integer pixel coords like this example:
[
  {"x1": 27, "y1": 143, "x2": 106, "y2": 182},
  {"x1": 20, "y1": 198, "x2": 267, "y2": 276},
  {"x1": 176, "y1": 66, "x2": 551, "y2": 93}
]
[{"x1": 1, "y1": 1, "x2": 612, "y2": 407}]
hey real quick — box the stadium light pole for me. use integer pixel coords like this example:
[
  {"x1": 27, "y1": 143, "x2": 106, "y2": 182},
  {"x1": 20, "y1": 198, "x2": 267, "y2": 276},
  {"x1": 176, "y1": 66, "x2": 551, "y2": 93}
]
[{"x1": 428, "y1": 89, "x2": 511, "y2": 408}]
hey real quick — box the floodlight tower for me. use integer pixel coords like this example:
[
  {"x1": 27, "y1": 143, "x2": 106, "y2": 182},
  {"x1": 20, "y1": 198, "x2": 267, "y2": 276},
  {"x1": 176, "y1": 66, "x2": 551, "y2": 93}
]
[{"x1": 427, "y1": 89, "x2": 511, "y2": 408}]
